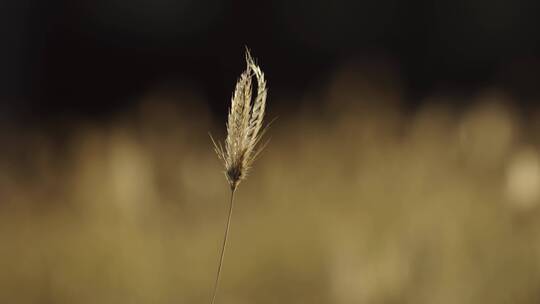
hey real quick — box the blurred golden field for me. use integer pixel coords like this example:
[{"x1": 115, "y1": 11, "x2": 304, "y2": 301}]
[{"x1": 2, "y1": 65, "x2": 540, "y2": 303}]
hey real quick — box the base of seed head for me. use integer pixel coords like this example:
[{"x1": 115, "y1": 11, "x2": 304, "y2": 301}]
[{"x1": 227, "y1": 166, "x2": 242, "y2": 191}]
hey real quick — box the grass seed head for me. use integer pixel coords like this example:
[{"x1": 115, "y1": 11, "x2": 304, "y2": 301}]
[{"x1": 212, "y1": 49, "x2": 268, "y2": 191}]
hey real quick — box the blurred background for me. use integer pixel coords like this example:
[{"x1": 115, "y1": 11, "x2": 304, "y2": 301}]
[{"x1": 2, "y1": 0, "x2": 540, "y2": 303}]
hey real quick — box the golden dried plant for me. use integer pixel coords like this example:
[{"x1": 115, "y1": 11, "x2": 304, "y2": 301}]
[
  {"x1": 211, "y1": 49, "x2": 268, "y2": 191},
  {"x1": 209, "y1": 48, "x2": 269, "y2": 304}
]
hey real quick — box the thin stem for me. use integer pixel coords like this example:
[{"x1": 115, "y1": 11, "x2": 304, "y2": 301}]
[{"x1": 210, "y1": 189, "x2": 236, "y2": 304}]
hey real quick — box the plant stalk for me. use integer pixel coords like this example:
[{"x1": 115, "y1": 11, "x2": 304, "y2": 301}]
[{"x1": 210, "y1": 188, "x2": 236, "y2": 304}]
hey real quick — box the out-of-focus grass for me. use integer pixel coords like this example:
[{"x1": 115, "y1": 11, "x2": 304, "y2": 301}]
[{"x1": 1, "y1": 69, "x2": 540, "y2": 303}]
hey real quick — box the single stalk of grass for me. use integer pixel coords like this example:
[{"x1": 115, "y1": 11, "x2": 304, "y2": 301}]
[{"x1": 209, "y1": 48, "x2": 269, "y2": 304}]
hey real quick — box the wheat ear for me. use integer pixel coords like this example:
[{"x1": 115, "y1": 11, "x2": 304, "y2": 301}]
[{"x1": 209, "y1": 48, "x2": 269, "y2": 304}]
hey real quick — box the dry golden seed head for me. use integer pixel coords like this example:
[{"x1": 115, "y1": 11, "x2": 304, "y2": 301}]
[{"x1": 212, "y1": 49, "x2": 268, "y2": 190}]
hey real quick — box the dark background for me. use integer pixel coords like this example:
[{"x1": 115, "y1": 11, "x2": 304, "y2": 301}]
[{"x1": 2, "y1": 0, "x2": 540, "y2": 123}]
